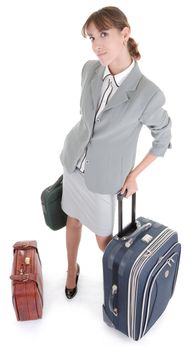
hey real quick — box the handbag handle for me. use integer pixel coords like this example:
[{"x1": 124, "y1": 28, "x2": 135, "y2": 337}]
[{"x1": 48, "y1": 175, "x2": 63, "y2": 192}]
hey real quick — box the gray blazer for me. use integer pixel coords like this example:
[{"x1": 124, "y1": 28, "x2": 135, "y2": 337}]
[{"x1": 60, "y1": 60, "x2": 172, "y2": 194}]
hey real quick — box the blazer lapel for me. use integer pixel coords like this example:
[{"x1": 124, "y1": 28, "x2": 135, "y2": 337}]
[
  {"x1": 90, "y1": 61, "x2": 143, "y2": 113},
  {"x1": 104, "y1": 61, "x2": 143, "y2": 112},
  {"x1": 90, "y1": 65, "x2": 105, "y2": 110}
]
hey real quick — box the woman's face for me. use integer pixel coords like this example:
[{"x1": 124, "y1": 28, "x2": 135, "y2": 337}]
[{"x1": 86, "y1": 22, "x2": 130, "y2": 66}]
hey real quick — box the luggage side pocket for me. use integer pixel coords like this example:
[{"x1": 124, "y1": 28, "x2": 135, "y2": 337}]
[{"x1": 141, "y1": 248, "x2": 181, "y2": 338}]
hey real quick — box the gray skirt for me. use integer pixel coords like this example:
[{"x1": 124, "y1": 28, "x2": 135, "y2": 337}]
[{"x1": 61, "y1": 166, "x2": 117, "y2": 236}]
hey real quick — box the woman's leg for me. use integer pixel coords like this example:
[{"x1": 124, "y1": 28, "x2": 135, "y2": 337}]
[
  {"x1": 95, "y1": 234, "x2": 113, "y2": 252},
  {"x1": 65, "y1": 215, "x2": 82, "y2": 288}
]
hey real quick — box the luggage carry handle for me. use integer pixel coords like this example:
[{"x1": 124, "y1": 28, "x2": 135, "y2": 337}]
[
  {"x1": 116, "y1": 190, "x2": 152, "y2": 242},
  {"x1": 13, "y1": 241, "x2": 38, "y2": 253}
]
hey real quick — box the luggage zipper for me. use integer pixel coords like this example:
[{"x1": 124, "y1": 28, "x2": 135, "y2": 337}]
[{"x1": 127, "y1": 227, "x2": 176, "y2": 338}]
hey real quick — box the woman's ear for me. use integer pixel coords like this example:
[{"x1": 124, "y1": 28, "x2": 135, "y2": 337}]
[{"x1": 121, "y1": 26, "x2": 131, "y2": 42}]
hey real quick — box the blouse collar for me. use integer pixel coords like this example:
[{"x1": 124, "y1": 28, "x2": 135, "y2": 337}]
[{"x1": 103, "y1": 59, "x2": 135, "y2": 87}]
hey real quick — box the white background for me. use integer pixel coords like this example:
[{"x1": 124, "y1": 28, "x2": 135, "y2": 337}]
[{"x1": 0, "y1": 0, "x2": 195, "y2": 349}]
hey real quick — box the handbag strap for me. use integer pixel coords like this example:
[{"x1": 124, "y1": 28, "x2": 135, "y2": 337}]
[{"x1": 10, "y1": 273, "x2": 38, "y2": 284}]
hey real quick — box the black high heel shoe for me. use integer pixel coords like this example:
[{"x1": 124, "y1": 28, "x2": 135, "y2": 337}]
[{"x1": 65, "y1": 263, "x2": 80, "y2": 299}]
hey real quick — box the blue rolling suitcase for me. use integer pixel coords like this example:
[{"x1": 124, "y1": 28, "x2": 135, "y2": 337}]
[{"x1": 102, "y1": 191, "x2": 181, "y2": 340}]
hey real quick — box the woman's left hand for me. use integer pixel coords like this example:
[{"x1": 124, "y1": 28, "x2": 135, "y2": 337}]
[{"x1": 120, "y1": 173, "x2": 138, "y2": 198}]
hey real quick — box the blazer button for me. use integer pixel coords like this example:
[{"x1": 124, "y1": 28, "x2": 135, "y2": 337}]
[
  {"x1": 96, "y1": 118, "x2": 100, "y2": 122},
  {"x1": 86, "y1": 160, "x2": 89, "y2": 164}
]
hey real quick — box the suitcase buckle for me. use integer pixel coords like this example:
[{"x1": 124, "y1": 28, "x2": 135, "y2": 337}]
[
  {"x1": 22, "y1": 274, "x2": 29, "y2": 282},
  {"x1": 10, "y1": 273, "x2": 30, "y2": 283},
  {"x1": 18, "y1": 273, "x2": 29, "y2": 282},
  {"x1": 25, "y1": 257, "x2": 31, "y2": 265}
]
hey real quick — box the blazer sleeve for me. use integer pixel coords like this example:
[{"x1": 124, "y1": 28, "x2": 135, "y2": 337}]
[{"x1": 139, "y1": 89, "x2": 172, "y2": 157}]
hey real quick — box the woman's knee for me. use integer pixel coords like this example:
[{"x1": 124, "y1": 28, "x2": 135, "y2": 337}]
[
  {"x1": 96, "y1": 234, "x2": 113, "y2": 251},
  {"x1": 67, "y1": 215, "x2": 82, "y2": 228}
]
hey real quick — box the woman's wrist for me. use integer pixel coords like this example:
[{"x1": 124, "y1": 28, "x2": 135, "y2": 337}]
[
  {"x1": 128, "y1": 169, "x2": 138, "y2": 179},
  {"x1": 128, "y1": 153, "x2": 157, "y2": 179}
]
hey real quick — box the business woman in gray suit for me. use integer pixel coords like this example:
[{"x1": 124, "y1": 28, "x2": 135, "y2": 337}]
[{"x1": 60, "y1": 6, "x2": 172, "y2": 299}]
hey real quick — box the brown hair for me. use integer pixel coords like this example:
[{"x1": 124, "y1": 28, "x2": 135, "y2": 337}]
[{"x1": 81, "y1": 6, "x2": 141, "y2": 60}]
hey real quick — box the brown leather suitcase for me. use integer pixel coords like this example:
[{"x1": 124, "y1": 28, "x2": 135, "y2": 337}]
[{"x1": 10, "y1": 240, "x2": 43, "y2": 321}]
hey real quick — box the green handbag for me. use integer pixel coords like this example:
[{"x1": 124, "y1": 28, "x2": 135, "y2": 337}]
[{"x1": 41, "y1": 175, "x2": 67, "y2": 230}]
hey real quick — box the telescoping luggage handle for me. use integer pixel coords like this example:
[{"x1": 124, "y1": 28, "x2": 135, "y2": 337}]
[
  {"x1": 109, "y1": 191, "x2": 152, "y2": 318},
  {"x1": 116, "y1": 190, "x2": 152, "y2": 242},
  {"x1": 116, "y1": 189, "x2": 137, "y2": 240}
]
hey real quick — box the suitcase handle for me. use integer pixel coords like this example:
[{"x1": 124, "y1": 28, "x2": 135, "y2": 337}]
[
  {"x1": 116, "y1": 190, "x2": 137, "y2": 239},
  {"x1": 116, "y1": 190, "x2": 152, "y2": 241},
  {"x1": 123, "y1": 222, "x2": 152, "y2": 247},
  {"x1": 13, "y1": 241, "x2": 38, "y2": 252}
]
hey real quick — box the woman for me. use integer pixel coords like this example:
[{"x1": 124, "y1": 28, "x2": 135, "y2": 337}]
[{"x1": 60, "y1": 6, "x2": 172, "y2": 299}]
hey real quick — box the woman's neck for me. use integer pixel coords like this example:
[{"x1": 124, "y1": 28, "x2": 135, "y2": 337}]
[{"x1": 108, "y1": 53, "x2": 133, "y2": 75}]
